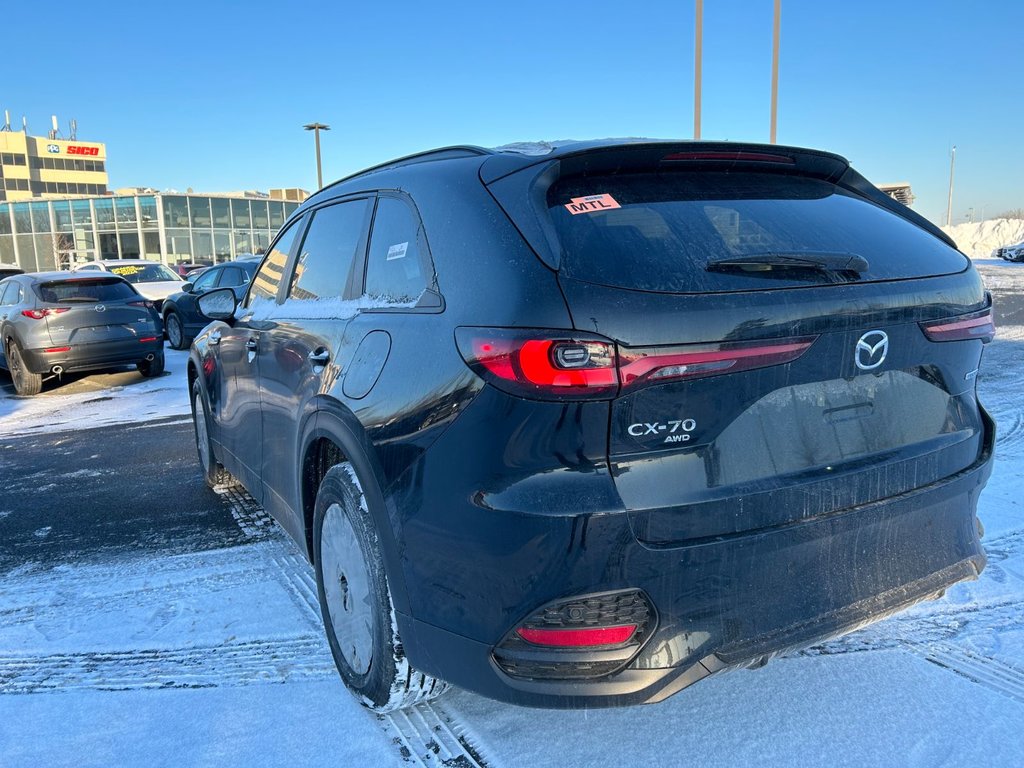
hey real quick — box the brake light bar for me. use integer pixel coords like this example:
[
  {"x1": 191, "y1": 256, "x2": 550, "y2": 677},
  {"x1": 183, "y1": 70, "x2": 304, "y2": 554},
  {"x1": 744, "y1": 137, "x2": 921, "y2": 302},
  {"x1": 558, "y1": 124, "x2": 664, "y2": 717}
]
[
  {"x1": 516, "y1": 625, "x2": 638, "y2": 648},
  {"x1": 457, "y1": 328, "x2": 816, "y2": 400},
  {"x1": 619, "y1": 337, "x2": 816, "y2": 387},
  {"x1": 662, "y1": 150, "x2": 796, "y2": 164},
  {"x1": 43, "y1": 346, "x2": 71, "y2": 353},
  {"x1": 920, "y1": 307, "x2": 995, "y2": 343},
  {"x1": 21, "y1": 308, "x2": 71, "y2": 320}
]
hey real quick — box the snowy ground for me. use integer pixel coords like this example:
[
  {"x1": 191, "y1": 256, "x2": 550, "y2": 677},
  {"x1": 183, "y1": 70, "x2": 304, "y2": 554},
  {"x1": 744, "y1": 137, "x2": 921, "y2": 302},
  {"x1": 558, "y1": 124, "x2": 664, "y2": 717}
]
[{"x1": 1, "y1": 266, "x2": 1023, "y2": 767}]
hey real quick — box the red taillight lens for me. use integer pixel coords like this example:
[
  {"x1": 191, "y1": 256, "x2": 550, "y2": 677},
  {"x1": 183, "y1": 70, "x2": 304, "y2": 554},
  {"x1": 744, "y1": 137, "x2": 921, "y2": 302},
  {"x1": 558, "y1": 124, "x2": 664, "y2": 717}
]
[
  {"x1": 458, "y1": 328, "x2": 817, "y2": 399},
  {"x1": 456, "y1": 328, "x2": 618, "y2": 400},
  {"x1": 920, "y1": 307, "x2": 995, "y2": 343},
  {"x1": 618, "y1": 336, "x2": 816, "y2": 388},
  {"x1": 21, "y1": 308, "x2": 70, "y2": 320},
  {"x1": 43, "y1": 346, "x2": 71, "y2": 353},
  {"x1": 516, "y1": 625, "x2": 638, "y2": 648},
  {"x1": 128, "y1": 300, "x2": 155, "y2": 309}
]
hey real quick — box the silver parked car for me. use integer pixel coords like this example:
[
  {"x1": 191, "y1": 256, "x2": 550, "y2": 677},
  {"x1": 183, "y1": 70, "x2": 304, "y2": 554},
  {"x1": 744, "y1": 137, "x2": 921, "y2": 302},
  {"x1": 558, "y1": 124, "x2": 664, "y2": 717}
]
[
  {"x1": 72, "y1": 259, "x2": 184, "y2": 308},
  {"x1": 0, "y1": 272, "x2": 164, "y2": 396}
]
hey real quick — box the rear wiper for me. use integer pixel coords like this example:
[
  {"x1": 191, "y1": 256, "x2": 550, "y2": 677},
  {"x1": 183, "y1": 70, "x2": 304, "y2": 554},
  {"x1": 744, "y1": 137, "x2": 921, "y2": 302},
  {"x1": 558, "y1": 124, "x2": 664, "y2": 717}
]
[{"x1": 706, "y1": 251, "x2": 870, "y2": 274}]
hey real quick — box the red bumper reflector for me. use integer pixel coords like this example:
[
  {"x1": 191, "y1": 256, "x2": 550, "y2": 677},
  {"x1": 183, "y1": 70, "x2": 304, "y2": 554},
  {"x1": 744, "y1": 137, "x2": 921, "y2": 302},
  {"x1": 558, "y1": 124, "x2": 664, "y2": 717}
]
[
  {"x1": 516, "y1": 625, "x2": 637, "y2": 648},
  {"x1": 43, "y1": 346, "x2": 71, "y2": 353},
  {"x1": 138, "y1": 336, "x2": 158, "y2": 343}
]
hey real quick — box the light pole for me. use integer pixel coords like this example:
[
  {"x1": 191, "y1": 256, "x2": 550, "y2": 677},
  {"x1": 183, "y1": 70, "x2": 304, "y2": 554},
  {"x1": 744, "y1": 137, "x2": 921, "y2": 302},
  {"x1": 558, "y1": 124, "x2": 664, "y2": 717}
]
[
  {"x1": 303, "y1": 122, "x2": 331, "y2": 189},
  {"x1": 694, "y1": 0, "x2": 703, "y2": 140},
  {"x1": 945, "y1": 145, "x2": 956, "y2": 227}
]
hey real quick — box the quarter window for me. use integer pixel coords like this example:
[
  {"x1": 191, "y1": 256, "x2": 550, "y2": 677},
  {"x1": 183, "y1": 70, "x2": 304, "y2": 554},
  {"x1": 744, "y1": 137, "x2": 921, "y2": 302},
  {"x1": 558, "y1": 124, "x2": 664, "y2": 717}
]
[
  {"x1": 364, "y1": 197, "x2": 429, "y2": 305},
  {"x1": 248, "y1": 220, "x2": 300, "y2": 304},
  {"x1": 218, "y1": 266, "x2": 245, "y2": 287},
  {"x1": 191, "y1": 269, "x2": 220, "y2": 292},
  {"x1": 287, "y1": 199, "x2": 369, "y2": 301},
  {"x1": 0, "y1": 282, "x2": 21, "y2": 305}
]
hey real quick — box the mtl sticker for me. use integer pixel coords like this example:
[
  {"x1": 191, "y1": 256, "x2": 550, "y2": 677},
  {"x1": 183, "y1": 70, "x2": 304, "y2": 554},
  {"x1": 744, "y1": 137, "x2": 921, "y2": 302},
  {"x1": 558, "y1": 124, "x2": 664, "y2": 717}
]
[{"x1": 565, "y1": 194, "x2": 621, "y2": 215}]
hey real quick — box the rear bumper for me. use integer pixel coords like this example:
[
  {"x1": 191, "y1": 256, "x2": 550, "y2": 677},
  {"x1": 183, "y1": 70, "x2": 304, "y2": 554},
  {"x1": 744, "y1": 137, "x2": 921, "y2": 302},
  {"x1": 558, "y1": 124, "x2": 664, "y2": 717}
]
[
  {"x1": 400, "y1": 407, "x2": 994, "y2": 708},
  {"x1": 23, "y1": 338, "x2": 164, "y2": 374}
]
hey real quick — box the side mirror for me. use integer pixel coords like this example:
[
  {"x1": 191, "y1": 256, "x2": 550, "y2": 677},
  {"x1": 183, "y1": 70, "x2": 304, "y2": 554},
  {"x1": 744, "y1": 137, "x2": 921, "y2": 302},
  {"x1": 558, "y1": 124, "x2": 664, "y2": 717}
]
[
  {"x1": 198, "y1": 287, "x2": 237, "y2": 321},
  {"x1": 181, "y1": 282, "x2": 194, "y2": 293}
]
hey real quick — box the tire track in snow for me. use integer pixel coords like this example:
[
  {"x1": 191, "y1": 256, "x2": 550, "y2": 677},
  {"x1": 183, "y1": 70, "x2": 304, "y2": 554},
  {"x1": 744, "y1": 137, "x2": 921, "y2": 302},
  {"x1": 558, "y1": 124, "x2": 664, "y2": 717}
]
[
  {"x1": 381, "y1": 701, "x2": 493, "y2": 767},
  {"x1": 0, "y1": 636, "x2": 336, "y2": 694},
  {"x1": 915, "y1": 642, "x2": 1024, "y2": 705}
]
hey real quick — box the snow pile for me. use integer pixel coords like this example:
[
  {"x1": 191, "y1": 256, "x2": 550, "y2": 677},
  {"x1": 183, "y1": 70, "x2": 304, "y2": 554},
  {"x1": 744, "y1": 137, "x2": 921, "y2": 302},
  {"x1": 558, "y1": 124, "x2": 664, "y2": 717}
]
[
  {"x1": 247, "y1": 295, "x2": 416, "y2": 322},
  {"x1": 942, "y1": 218, "x2": 1024, "y2": 259}
]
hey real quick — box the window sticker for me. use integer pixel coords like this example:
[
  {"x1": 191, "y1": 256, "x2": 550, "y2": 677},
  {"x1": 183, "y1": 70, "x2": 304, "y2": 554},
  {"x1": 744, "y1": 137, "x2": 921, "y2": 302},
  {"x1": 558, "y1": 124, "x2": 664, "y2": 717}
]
[
  {"x1": 386, "y1": 242, "x2": 409, "y2": 261},
  {"x1": 110, "y1": 265, "x2": 143, "y2": 276},
  {"x1": 564, "y1": 194, "x2": 621, "y2": 215}
]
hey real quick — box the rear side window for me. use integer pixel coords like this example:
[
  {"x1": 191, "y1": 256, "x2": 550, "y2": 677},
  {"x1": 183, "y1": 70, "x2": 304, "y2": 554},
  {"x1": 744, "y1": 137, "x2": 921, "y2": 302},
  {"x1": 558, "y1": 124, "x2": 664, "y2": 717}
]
[
  {"x1": 547, "y1": 172, "x2": 968, "y2": 293},
  {"x1": 364, "y1": 197, "x2": 430, "y2": 304},
  {"x1": 35, "y1": 278, "x2": 137, "y2": 303},
  {"x1": 249, "y1": 220, "x2": 300, "y2": 303},
  {"x1": 287, "y1": 199, "x2": 369, "y2": 301},
  {"x1": 218, "y1": 266, "x2": 246, "y2": 287},
  {"x1": 1, "y1": 281, "x2": 22, "y2": 305}
]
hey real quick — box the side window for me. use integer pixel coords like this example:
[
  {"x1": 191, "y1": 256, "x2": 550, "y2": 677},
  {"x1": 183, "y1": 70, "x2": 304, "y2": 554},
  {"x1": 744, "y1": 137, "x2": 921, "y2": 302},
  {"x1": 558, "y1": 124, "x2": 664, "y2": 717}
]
[
  {"x1": 218, "y1": 267, "x2": 244, "y2": 288},
  {"x1": 0, "y1": 282, "x2": 21, "y2": 305},
  {"x1": 248, "y1": 220, "x2": 300, "y2": 305},
  {"x1": 287, "y1": 199, "x2": 369, "y2": 301},
  {"x1": 364, "y1": 197, "x2": 430, "y2": 305},
  {"x1": 191, "y1": 268, "x2": 220, "y2": 292}
]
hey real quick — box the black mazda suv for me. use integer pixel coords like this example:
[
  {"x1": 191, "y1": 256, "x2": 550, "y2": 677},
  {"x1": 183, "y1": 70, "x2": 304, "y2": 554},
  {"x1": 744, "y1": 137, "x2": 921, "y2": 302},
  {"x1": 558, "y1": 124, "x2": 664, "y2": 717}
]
[{"x1": 188, "y1": 140, "x2": 994, "y2": 711}]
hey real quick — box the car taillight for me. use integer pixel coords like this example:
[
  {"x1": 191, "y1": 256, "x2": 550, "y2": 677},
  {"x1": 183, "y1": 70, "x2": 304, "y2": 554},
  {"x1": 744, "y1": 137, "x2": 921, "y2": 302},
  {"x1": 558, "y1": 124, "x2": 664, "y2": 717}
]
[
  {"x1": 138, "y1": 336, "x2": 158, "y2": 343},
  {"x1": 618, "y1": 336, "x2": 816, "y2": 388},
  {"x1": 920, "y1": 307, "x2": 995, "y2": 343},
  {"x1": 456, "y1": 328, "x2": 618, "y2": 400},
  {"x1": 21, "y1": 308, "x2": 70, "y2": 320},
  {"x1": 457, "y1": 328, "x2": 817, "y2": 400},
  {"x1": 129, "y1": 300, "x2": 155, "y2": 309}
]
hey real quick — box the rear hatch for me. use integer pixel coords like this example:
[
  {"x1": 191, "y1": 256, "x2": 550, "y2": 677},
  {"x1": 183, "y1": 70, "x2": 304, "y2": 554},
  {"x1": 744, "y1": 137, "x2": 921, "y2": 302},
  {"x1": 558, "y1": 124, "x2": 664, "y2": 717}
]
[
  {"x1": 35, "y1": 277, "x2": 159, "y2": 347},
  {"x1": 485, "y1": 144, "x2": 993, "y2": 546}
]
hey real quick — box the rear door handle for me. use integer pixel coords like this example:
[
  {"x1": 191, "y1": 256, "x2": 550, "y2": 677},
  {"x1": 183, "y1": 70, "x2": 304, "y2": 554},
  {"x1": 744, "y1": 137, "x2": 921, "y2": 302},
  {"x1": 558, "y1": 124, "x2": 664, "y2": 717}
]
[
  {"x1": 308, "y1": 349, "x2": 330, "y2": 366},
  {"x1": 245, "y1": 338, "x2": 258, "y2": 351}
]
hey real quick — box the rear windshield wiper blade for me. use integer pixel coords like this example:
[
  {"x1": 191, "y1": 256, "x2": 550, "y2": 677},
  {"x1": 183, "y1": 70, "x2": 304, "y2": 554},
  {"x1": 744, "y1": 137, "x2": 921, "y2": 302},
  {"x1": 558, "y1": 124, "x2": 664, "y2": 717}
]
[{"x1": 706, "y1": 251, "x2": 870, "y2": 274}]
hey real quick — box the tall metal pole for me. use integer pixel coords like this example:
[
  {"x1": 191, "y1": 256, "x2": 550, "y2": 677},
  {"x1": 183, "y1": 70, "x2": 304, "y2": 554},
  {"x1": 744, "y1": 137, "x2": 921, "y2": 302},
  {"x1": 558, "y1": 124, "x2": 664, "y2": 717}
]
[
  {"x1": 770, "y1": 0, "x2": 781, "y2": 144},
  {"x1": 303, "y1": 122, "x2": 331, "y2": 189},
  {"x1": 694, "y1": 0, "x2": 703, "y2": 140},
  {"x1": 945, "y1": 145, "x2": 957, "y2": 227}
]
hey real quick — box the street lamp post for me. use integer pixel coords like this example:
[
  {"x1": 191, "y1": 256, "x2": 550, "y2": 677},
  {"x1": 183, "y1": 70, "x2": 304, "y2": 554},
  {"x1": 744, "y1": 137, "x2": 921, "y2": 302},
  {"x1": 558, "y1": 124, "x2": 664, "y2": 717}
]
[
  {"x1": 769, "y1": 0, "x2": 781, "y2": 144},
  {"x1": 945, "y1": 145, "x2": 957, "y2": 227},
  {"x1": 303, "y1": 122, "x2": 331, "y2": 189}
]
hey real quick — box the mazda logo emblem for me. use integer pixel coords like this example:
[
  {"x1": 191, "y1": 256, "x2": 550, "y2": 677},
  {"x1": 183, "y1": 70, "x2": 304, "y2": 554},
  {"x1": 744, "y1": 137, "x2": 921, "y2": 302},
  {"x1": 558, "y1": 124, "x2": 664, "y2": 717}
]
[
  {"x1": 855, "y1": 330, "x2": 888, "y2": 371},
  {"x1": 94, "y1": 304, "x2": 106, "y2": 313}
]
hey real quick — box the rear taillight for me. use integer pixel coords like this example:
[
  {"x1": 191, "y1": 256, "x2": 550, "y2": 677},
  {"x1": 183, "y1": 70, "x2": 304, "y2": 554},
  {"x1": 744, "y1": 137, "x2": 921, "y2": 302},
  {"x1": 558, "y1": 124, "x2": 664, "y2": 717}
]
[
  {"x1": 618, "y1": 337, "x2": 816, "y2": 388},
  {"x1": 21, "y1": 308, "x2": 70, "y2": 320},
  {"x1": 138, "y1": 336, "x2": 158, "y2": 343},
  {"x1": 457, "y1": 328, "x2": 816, "y2": 400},
  {"x1": 43, "y1": 346, "x2": 71, "y2": 353},
  {"x1": 920, "y1": 307, "x2": 995, "y2": 343},
  {"x1": 128, "y1": 300, "x2": 155, "y2": 309},
  {"x1": 456, "y1": 328, "x2": 618, "y2": 400}
]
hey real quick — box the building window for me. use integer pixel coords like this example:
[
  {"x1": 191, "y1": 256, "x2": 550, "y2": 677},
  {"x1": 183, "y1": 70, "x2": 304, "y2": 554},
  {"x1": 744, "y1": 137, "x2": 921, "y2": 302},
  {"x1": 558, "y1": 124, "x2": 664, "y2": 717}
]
[
  {"x1": 143, "y1": 231, "x2": 161, "y2": 260},
  {"x1": 190, "y1": 197, "x2": 211, "y2": 228},
  {"x1": 53, "y1": 201, "x2": 73, "y2": 231},
  {"x1": 13, "y1": 204, "x2": 32, "y2": 234},
  {"x1": 231, "y1": 199, "x2": 251, "y2": 229},
  {"x1": 72, "y1": 199, "x2": 92, "y2": 227},
  {"x1": 163, "y1": 196, "x2": 190, "y2": 227},
  {"x1": 31, "y1": 202, "x2": 51, "y2": 233},
  {"x1": 94, "y1": 199, "x2": 115, "y2": 228},
  {"x1": 211, "y1": 198, "x2": 230, "y2": 228},
  {"x1": 115, "y1": 198, "x2": 137, "y2": 226},
  {"x1": 165, "y1": 228, "x2": 192, "y2": 260}
]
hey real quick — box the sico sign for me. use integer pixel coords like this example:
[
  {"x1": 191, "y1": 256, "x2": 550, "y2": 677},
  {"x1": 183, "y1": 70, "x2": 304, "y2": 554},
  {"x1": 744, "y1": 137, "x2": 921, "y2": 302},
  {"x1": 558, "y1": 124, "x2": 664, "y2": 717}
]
[{"x1": 66, "y1": 146, "x2": 100, "y2": 156}]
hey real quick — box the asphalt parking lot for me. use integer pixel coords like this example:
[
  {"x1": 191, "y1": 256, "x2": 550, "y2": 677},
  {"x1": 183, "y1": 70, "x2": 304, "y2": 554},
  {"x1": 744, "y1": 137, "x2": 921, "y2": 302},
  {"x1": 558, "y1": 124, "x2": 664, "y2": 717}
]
[{"x1": 1, "y1": 263, "x2": 1023, "y2": 768}]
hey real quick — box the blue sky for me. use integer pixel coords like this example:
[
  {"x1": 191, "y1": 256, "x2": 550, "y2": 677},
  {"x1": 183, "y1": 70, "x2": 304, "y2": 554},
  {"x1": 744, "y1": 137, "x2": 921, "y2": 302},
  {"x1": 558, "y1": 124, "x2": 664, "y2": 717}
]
[{"x1": 4, "y1": 0, "x2": 1020, "y2": 224}]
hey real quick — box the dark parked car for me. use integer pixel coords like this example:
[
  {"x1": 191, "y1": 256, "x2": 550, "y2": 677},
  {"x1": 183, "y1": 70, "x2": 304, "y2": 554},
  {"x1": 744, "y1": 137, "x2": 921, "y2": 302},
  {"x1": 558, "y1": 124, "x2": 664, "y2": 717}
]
[
  {"x1": 162, "y1": 260, "x2": 257, "y2": 350},
  {"x1": 0, "y1": 263, "x2": 24, "y2": 280},
  {"x1": 171, "y1": 261, "x2": 214, "y2": 278},
  {"x1": 188, "y1": 140, "x2": 994, "y2": 712},
  {"x1": 0, "y1": 271, "x2": 164, "y2": 395}
]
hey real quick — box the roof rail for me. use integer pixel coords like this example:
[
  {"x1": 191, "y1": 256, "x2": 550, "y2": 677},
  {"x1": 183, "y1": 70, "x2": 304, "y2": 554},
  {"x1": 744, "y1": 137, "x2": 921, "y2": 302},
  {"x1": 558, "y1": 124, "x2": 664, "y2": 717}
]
[{"x1": 321, "y1": 145, "x2": 494, "y2": 193}]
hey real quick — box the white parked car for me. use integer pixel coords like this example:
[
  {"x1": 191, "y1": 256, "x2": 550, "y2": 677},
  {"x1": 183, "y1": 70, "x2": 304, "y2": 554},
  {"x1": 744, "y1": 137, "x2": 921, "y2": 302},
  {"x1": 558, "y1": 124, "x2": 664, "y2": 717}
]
[
  {"x1": 993, "y1": 242, "x2": 1024, "y2": 262},
  {"x1": 72, "y1": 259, "x2": 184, "y2": 307}
]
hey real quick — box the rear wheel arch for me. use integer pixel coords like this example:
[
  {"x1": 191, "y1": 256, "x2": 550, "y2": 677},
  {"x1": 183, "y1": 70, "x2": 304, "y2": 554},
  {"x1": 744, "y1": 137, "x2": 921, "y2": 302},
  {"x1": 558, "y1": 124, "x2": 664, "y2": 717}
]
[{"x1": 299, "y1": 401, "x2": 412, "y2": 618}]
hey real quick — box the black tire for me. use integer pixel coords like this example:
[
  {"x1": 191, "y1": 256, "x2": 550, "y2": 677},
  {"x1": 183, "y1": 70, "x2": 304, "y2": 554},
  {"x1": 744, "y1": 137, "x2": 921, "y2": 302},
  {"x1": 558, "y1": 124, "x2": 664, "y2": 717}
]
[
  {"x1": 313, "y1": 464, "x2": 447, "y2": 712},
  {"x1": 190, "y1": 378, "x2": 239, "y2": 489},
  {"x1": 137, "y1": 350, "x2": 165, "y2": 378},
  {"x1": 7, "y1": 339, "x2": 42, "y2": 396},
  {"x1": 165, "y1": 310, "x2": 189, "y2": 350}
]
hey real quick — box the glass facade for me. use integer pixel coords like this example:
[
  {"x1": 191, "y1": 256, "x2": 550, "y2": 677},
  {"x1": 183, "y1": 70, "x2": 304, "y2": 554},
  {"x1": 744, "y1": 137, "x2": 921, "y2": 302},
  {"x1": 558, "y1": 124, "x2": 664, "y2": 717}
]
[{"x1": 0, "y1": 194, "x2": 300, "y2": 270}]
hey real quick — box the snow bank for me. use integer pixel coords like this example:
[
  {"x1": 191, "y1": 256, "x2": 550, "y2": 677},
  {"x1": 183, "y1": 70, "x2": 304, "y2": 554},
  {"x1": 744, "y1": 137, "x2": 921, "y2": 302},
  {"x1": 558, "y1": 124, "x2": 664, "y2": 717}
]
[{"x1": 942, "y1": 218, "x2": 1024, "y2": 259}]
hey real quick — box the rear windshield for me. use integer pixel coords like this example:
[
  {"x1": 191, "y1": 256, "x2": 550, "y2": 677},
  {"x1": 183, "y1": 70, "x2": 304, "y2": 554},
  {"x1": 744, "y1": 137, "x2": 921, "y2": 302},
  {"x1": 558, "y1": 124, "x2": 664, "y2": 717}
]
[
  {"x1": 106, "y1": 263, "x2": 180, "y2": 283},
  {"x1": 546, "y1": 172, "x2": 968, "y2": 293},
  {"x1": 35, "y1": 278, "x2": 138, "y2": 303}
]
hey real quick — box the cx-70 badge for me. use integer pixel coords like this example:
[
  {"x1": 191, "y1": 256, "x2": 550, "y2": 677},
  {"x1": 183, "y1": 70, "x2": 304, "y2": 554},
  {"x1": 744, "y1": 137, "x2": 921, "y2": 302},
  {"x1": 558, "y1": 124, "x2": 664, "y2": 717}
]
[{"x1": 855, "y1": 330, "x2": 888, "y2": 371}]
